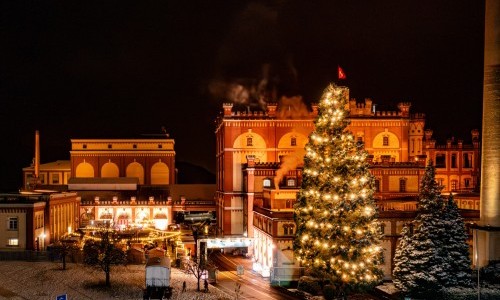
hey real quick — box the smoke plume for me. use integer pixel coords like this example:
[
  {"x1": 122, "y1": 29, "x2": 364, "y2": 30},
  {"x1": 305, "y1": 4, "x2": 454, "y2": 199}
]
[
  {"x1": 276, "y1": 95, "x2": 310, "y2": 119},
  {"x1": 274, "y1": 149, "x2": 305, "y2": 189}
]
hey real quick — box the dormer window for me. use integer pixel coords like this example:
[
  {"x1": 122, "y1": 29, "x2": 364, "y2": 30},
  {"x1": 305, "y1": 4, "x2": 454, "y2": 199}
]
[
  {"x1": 383, "y1": 136, "x2": 389, "y2": 146},
  {"x1": 263, "y1": 178, "x2": 271, "y2": 188},
  {"x1": 246, "y1": 136, "x2": 253, "y2": 146},
  {"x1": 291, "y1": 137, "x2": 297, "y2": 146}
]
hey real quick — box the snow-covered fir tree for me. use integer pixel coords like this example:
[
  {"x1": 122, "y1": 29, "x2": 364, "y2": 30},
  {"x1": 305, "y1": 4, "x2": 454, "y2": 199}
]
[
  {"x1": 293, "y1": 84, "x2": 382, "y2": 297},
  {"x1": 442, "y1": 194, "x2": 473, "y2": 287},
  {"x1": 393, "y1": 163, "x2": 450, "y2": 297}
]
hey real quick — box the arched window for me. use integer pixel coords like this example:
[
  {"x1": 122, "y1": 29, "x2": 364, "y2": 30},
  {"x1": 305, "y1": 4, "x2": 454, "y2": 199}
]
[
  {"x1": 126, "y1": 162, "x2": 145, "y2": 184},
  {"x1": 75, "y1": 162, "x2": 94, "y2": 177},
  {"x1": 151, "y1": 161, "x2": 169, "y2": 185},
  {"x1": 101, "y1": 162, "x2": 119, "y2": 178}
]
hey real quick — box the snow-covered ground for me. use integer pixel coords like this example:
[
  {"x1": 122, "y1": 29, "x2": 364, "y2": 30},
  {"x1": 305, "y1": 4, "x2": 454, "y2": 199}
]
[{"x1": 0, "y1": 261, "x2": 232, "y2": 300}]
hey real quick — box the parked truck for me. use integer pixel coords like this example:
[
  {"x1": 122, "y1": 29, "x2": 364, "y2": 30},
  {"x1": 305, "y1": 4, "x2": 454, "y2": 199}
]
[{"x1": 143, "y1": 256, "x2": 172, "y2": 300}]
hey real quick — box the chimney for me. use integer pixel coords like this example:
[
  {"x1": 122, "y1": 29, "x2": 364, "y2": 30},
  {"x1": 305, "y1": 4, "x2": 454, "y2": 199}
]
[{"x1": 35, "y1": 130, "x2": 40, "y2": 179}]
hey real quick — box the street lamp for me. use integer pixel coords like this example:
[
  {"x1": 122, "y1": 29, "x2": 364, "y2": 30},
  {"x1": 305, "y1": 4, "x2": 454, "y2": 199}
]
[{"x1": 39, "y1": 232, "x2": 46, "y2": 251}]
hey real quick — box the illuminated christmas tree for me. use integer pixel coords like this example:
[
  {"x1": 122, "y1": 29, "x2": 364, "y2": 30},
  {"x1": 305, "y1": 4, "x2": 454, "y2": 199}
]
[{"x1": 293, "y1": 84, "x2": 383, "y2": 297}]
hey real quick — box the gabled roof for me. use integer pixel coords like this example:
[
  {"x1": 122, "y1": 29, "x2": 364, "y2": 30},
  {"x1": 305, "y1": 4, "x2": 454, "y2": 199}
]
[{"x1": 22, "y1": 160, "x2": 70, "y2": 171}]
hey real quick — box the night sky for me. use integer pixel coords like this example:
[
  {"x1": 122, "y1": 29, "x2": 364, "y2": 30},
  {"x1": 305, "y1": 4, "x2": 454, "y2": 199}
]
[{"x1": 0, "y1": 1, "x2": 485, "y2": 191}]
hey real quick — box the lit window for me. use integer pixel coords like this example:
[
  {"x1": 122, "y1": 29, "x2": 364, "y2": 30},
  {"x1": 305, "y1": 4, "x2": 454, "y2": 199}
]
[
  {"x1": 451, "y1": 180, "x2": 458, "y2": 191},
  {"x1": 8, "y1": 238, "x2": 19, "y2": 246},
  {"x1": 287, "y1": 178, "x2": 296, "y2": 187},
  {"x1": 246, "y1": 137, "x2": 253, "y2": 146},
  {"x1": 291, "y1": 137, "x2": 297, "y2": 146},
  {"x1": 399, "y1": 178, "x2": 406, "y2": 192},
  {"x1": 383, "y1": 136, "x2": 389, "y2": 146},
  {"x1": 263, "y1": 178, "x2": 271, "y2": 188},
  {"x1": 8, "y1": 218, "x2": 18, "y2": 230}
]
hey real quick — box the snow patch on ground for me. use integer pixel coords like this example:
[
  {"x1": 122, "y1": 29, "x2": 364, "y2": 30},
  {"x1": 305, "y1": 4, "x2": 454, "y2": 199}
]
[{"x1": 0, "y1": 261, "x2": 231, "y2": 300}]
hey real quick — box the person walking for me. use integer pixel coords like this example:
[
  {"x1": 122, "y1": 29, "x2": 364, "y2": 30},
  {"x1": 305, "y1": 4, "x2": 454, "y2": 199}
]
[
  {"x1": 182, "y1": 281, "x2": 186, "y2": 292},
  {"x1": 204, "y1": 279, "x2": 209, "y2": 293}
]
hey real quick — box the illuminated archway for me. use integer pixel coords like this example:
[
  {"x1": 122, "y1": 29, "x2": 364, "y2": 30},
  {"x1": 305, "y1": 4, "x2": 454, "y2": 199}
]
[
  {"x1": 126, "y1": 162, "x2": 144, "y2": 184},
  {"x1": 151, "y1": 161, "x2": 169, "y2": 185},
  {"x1": 372, "y1": 131, "x2": 400, "y2": 149},
  {"x1": 75, "y1": 162, "x2": 94, "y2": 177},
  {"x1": 277, "y1": 132, "x2": 308, "y2": 149},
  {"x1": 101, "y1": 162, "x2": 119, "y2": 178}
]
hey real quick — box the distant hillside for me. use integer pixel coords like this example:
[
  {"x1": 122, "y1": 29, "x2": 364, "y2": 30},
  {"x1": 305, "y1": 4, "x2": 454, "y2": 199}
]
[{"x1": 176, "y1": 161, "x2": 215, "y2": 184}]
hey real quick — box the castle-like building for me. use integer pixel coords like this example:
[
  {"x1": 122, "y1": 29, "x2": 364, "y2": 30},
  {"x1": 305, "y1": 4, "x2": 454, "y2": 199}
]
[{"x1": 215, "y1": 93, "x2": 480, "y2": 279}]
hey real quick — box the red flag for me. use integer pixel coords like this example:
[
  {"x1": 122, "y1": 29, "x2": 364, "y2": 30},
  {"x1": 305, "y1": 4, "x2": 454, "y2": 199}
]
[{"x1": 338, "y1": 66, "x2": 346, "y2": 79}]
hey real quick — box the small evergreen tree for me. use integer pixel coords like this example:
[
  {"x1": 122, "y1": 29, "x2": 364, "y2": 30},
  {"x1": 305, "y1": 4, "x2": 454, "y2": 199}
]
[
  {"x1": 294, "y1": 84, "x2": 382, "y2": 298},
  {"x1": 393, "y1": 163, "x2": 450, "y2": 297},
  {"x1": 392, "y1": 224, "x2": 418, "y2": 294},
  {"x1": 443, "y1": 194, "x2": 473, "y2": 287}
]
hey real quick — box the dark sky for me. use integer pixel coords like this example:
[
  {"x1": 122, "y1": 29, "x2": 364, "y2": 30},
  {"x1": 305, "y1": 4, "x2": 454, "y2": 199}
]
[{"x1": 0, "y1": 1, "x2": 485, "y2": 190}]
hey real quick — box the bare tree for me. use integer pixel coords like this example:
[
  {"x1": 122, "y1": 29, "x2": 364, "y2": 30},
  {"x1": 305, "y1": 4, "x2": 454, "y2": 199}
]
[
  {"x1": 182, "y1": 257, "x2": 213, "y2": 292},
  {"x1": 52, "y1": 239, "x2": 79, "y2": 270},
  {"x1": 83, "y1": 227, "x2": 127, "y2": 287}
]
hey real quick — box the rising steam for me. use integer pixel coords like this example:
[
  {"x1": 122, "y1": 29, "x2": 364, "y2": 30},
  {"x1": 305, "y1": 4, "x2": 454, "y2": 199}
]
[{"x1": 274, "y1": 149, "x2": 306, "y2": 189}]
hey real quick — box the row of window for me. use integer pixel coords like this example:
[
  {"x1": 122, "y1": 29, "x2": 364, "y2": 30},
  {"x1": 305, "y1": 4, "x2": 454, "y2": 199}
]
[
  {"x1": 246, "y1": 137, "x2": 298, "y2": 147},
  {"x1": 374, "y1": 178, "x2": 472, "y2": 193},
  {"x1": 263, "y1": 177, "x2": 296, "y2": 188},
  {"x1": 82, "y1": 144, "x2": 164, "y2": 149},
  {"x1": 435, "y1": 153, "x2": 473, "y2": 168},
  {"x1": 35, "y1": 214, "x2": 44, "y2": 229}
]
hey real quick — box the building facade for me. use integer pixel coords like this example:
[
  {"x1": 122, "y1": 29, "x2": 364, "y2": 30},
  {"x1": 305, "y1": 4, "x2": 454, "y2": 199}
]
[
  {"x1": 0, "y1": 191, "x2": 79, "y2": 251},
  {"x1": 215, "y1": 95, "x2": 480, "y2": 279}
]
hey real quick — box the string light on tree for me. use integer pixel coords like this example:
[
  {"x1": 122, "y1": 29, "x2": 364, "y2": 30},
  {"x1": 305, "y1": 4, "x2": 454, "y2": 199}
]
[{"x1": 293, "y1": 84, "x2": 383, "y2": 297}]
